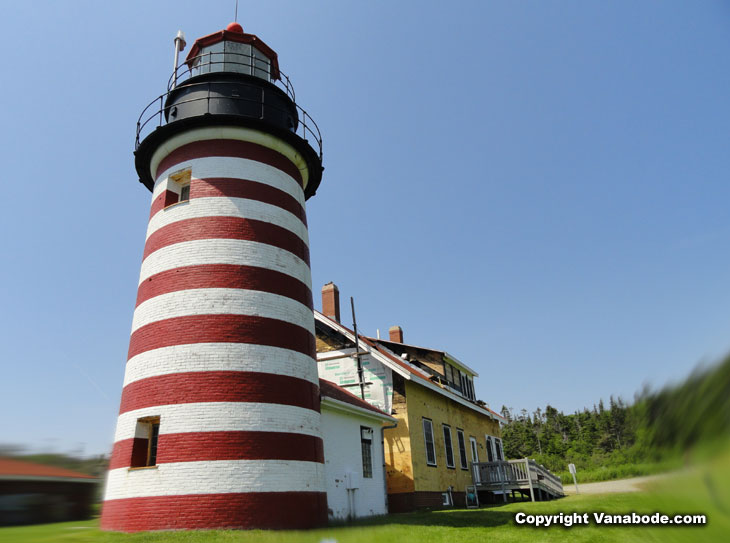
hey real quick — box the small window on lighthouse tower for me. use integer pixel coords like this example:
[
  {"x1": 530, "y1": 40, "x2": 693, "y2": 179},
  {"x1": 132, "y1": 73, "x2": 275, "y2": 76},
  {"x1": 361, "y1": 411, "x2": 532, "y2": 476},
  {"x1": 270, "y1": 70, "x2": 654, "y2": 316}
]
[
  {"x1": 130, "y1": 416, "x2": 161, "y2": 469},
  {"x1": 168, "y1": 168, "x2": 192, "y2": 204}
]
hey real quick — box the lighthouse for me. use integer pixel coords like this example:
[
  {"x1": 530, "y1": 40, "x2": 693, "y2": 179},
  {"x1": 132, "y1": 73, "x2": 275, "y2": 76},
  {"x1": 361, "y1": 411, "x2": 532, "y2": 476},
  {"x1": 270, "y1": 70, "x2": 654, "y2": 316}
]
[{"x1": 101, "y1": 22, "x2": 326, "y2": 532}]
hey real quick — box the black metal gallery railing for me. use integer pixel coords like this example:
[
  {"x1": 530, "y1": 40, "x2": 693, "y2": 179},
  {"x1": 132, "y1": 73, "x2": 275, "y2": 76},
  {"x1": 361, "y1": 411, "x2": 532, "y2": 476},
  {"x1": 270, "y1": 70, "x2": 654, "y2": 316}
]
[{"x1": 135, "y1": 51, "x2": 322, "y2": 161}]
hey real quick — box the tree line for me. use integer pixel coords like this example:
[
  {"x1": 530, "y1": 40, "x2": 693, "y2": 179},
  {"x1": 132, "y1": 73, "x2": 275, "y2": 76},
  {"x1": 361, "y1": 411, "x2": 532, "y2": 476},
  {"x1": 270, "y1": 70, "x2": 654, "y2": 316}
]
[{"x1": 500, "y1": 354, "x2": 730, "y2": 474}]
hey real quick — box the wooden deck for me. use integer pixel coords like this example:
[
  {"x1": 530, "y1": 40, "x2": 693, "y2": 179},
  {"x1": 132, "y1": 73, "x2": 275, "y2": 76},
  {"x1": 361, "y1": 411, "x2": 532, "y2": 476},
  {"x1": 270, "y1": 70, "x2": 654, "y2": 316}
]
[{"x1": 471, "y1": 458, "x2": 564, "y2": 501}]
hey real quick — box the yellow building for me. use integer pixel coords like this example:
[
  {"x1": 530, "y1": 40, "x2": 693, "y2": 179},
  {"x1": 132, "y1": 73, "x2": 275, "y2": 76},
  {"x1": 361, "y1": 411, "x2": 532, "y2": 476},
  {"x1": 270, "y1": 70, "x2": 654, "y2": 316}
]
[{"x1": 315, "y1": 284, "x2": 505, "y2": 511}]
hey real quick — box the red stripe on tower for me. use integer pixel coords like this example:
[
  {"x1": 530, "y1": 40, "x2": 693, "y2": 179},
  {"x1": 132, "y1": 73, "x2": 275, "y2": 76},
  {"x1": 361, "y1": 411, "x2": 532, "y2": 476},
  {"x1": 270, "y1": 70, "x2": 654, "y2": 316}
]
[
  {"x1": 135, "y1": 264, "x2": 313, "y2": 308},
  {"x1": 142, "y1": 216, "x2": 310, "y2": 262},
  {"x1": 110, "y1": 432, "x2": 324, "y2": 469},
  {"x1": 118, "y1": 371, "x2": 320, "y2": 413},
  {"x1": 155, "y1": 139, "x2": 303, "y2": 184},
  {"x1": 101, "y1": 492, "x2": 328, "y2": 532},
  {"x1": 193, "y1": 177, "x2": 308, "y2": 224},
  {"x1": 127, "y1": 314, "x2": 316, "y2": 359}
]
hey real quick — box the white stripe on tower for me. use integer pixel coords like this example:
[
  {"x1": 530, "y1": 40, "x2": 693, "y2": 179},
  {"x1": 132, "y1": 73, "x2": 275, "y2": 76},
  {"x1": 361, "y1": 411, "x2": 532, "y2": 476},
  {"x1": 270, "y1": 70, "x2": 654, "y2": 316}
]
[
  {"x1": 124, "y1": 343, "x2": 319, "y2": 387},
  {"x1": 114, "y1": 402, "x2": 323, "y2": 441},
  {"x1": 138, "y1": 239, "x2": 312, "y2": 285},
  {"x1": 153, "y1": 156, "x2": 306, "y2": 206},
  {"x1": 146, "y1": 197, "x2": 309, "y2": 244},
  {"x1": 131, "y1": 289, "x2": 315, "y2": 333},
  {"x1": 105, "y1": 460, "x2": 326, "y2": 500}
]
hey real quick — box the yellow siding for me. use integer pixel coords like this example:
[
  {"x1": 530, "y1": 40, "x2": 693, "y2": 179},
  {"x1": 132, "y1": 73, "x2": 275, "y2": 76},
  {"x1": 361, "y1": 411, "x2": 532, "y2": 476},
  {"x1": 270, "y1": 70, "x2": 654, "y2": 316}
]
[
  {"x1": 404, "y1": 380, "x2": 501, "y2": 493},
  {"x1": 383, "y1": 389, "x2": 415, "y2": 494}
]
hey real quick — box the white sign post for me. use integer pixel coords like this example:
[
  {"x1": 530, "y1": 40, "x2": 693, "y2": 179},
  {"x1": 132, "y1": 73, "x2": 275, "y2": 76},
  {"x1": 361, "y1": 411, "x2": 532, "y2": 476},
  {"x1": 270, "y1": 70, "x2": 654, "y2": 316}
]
[{"x1": 568, "y1": 463, "x2": 579, "y2": 494}]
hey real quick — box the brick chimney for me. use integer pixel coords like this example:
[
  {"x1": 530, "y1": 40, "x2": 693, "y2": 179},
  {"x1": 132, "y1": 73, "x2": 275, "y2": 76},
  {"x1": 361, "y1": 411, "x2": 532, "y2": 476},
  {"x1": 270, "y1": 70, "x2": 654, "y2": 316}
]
[
  {"x1": 389, "y1": 325, "x2": 403, "y2": 343},
  {"x1": 322, "y1": 282, "x2": 340, "y2": 322}
]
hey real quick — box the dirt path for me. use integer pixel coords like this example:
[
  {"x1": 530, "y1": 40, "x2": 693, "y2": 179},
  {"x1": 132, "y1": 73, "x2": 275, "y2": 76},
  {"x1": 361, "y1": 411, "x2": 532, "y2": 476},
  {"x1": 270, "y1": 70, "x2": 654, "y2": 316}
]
[{"x1": 561, "y1": 473, "x2": 670, "y2": 494}]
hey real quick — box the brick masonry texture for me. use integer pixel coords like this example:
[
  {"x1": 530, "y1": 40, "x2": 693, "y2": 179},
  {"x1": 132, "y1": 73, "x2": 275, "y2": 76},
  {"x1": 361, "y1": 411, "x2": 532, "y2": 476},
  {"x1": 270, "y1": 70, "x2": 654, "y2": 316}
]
[
  {"x1": 138, "y1": 239, "x2": 312, "y2": 287},
  {"x1": 101, "y1": 491, "x2": 327, "y2": 531},
  {"x1": 103, "y1": 131, "x2": 325, "y2": 531},
  {"x1": 110, "y1": 432, "x2": 324, "y2": 469},
  {"x1": 131, "y1": 288, "x2": 314, "y2": 334},
  {"x1": 135, "y1": 264, "x2": 313, "y2": 308},
  {"x1": 127, "y1": 314, "x2": 316, "y2": 359},
  {"x1": 147, "y1": 195, "x2": 309, "y2": 250},
  {"x1": 149, "y1": 190, "x2": 178, "y2": 217},
  {"x1": 142, "y1": 215, "x2": 310, "y2": 263},
  {"x1": 193, "y1": 177, "x2": 307, "y2": 224},
  {"x1": 123, "y1": 343, "x2": 319, "y2": 387},
  {"x1": 113, "y1": 402, "x2": 323, "y2": 443},
  {"x1": 153, "y1": 156, "x2": 305, "y2": 208},
  {"x1": 118, "y1": 371, "x2": 321, "y2": 414},
  {"x1": 146, "y1": 193, "x2": 309, "y2": 246},
  {"x1": 104, "y1": 460, "x2": 325, "y2": 499},
  {"x1": 155, "y1": 139, "x2": 303, "y2": 185}
]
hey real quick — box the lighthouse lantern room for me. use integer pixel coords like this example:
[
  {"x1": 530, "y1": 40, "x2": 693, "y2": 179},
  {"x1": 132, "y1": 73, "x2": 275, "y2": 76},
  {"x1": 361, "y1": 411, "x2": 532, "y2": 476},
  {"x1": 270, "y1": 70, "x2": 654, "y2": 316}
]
[{"x1": 101, "y1": 21, "x2": 326, "y2": 532}]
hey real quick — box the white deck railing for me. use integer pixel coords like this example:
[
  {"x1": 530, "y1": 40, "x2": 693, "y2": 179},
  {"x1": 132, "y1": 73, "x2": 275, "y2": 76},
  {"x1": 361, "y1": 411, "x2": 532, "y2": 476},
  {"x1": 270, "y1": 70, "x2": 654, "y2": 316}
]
[{"x1": 471, "y1": 458, "x2": 563, "y2": 499}]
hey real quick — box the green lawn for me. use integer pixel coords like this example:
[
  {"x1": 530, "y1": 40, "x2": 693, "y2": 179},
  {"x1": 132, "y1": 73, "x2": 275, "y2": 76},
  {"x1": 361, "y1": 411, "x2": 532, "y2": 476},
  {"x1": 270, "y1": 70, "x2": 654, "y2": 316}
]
[
  {"x1": 554, "y1": 458, "x2": 683, "y2": 484},
  {"x1": 4, "y1": 449, "x2": 728, "y2": 543}
]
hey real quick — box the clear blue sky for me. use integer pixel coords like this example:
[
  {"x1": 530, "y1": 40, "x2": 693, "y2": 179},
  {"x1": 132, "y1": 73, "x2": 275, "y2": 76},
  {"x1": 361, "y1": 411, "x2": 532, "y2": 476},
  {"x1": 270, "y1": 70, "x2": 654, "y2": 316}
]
[{"x1": 2, "y1": 1, "x2": 729, "y2": 456}]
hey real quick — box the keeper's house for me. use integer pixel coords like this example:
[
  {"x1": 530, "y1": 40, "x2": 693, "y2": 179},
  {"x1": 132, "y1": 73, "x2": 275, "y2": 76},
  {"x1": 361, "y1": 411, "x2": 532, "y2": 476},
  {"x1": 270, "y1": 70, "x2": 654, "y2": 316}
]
[{"x1": 316, "y1": 283, "x2": 506, "y2": 512}]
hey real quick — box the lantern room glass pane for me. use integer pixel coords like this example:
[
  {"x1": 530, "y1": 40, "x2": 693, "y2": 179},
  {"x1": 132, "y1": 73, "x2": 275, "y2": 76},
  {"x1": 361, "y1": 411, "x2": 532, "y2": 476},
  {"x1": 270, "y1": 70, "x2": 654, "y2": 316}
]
[
  {"x1": 191, "y1": 41, "x2": 270, "y2": 82},
  {"x1": 224, "y1": 41, "x2": 252, "y2": 74}
]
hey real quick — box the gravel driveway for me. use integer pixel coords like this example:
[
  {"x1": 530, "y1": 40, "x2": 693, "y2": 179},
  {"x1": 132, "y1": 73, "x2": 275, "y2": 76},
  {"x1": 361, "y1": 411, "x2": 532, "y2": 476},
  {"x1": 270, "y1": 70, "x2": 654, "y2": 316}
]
[{"x1": 561, "y1": 473, "x2": 669, "y2": 494}]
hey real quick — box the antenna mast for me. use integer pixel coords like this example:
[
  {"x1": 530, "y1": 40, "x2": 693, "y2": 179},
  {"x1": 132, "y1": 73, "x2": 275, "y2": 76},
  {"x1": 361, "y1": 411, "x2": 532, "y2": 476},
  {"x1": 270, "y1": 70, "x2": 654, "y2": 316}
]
[{"x1": 171, "y1": 30, "x2": 186, "y2": 89}]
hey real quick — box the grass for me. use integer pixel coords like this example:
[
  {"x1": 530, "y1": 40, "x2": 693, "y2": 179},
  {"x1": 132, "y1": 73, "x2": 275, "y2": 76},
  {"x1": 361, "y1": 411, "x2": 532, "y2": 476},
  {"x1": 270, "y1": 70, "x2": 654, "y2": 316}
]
[
  {"x1": 3, "y1": 447, "x2": 728, "y2": 543},
  {"x1": 554, "y1": 458, "x2": 683, "y2": 484}
]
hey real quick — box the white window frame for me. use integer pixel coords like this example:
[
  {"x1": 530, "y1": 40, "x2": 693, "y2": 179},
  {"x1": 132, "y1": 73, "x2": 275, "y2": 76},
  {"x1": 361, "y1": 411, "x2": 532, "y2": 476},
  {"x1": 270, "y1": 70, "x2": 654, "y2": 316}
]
[
  {"x1": 485, "y1": 434, "x2": 504, "y2": 462},
  {"x1": 469, "y1": 436, "x2": 479, "y2": 463},
  {"x1": 360, "y1": 426, "x2": 374, "y2": 478},
  {"x1": 494, "y1": 437, "x2": 504, "y2": 461},
  {"x1": 469, "y1": 436, "x2": 480, "y2": 483},
  {"x1": 422, "y1": 418, "x2": 437, "y2": 467}
]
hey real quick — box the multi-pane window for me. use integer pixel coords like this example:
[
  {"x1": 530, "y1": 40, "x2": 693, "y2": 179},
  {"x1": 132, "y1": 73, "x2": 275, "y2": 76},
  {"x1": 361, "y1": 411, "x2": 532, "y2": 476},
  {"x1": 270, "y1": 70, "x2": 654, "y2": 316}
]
[
  {"x1": 442, "y1": 424, "x2": 455, "y2": 468},
  {"x1": 361, "y1": 426, "x2": 373, "y2": 478},
  {"x1": 422, "y1": 418, "x2": 436, "y2": 466},
  {"x1": 485, "y1": 436, "x2": 494, "y2": 462},
  {"x1": 494, "y1": 437, "x2": 504, "y2": 461},
  {"x1": 456, "y1": 429, "x2": 468, "y2": 470}
]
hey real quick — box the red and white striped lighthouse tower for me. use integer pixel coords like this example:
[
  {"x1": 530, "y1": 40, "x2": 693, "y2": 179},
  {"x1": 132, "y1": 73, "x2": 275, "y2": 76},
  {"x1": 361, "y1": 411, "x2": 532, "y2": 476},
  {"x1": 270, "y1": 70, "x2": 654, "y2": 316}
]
[{"x1": 101, "y1": 22, "x2": 326, "y2": 532}]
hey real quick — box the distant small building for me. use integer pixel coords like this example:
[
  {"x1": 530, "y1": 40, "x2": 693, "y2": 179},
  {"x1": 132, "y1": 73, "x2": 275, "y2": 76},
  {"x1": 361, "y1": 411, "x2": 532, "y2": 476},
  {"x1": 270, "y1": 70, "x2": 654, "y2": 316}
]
[
  {"x1": 0, "y1": 458, "x2": 97, "y2": 526},
  {"x1": 320, "y1": 379, "x2": 395, "y2": 520}
]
